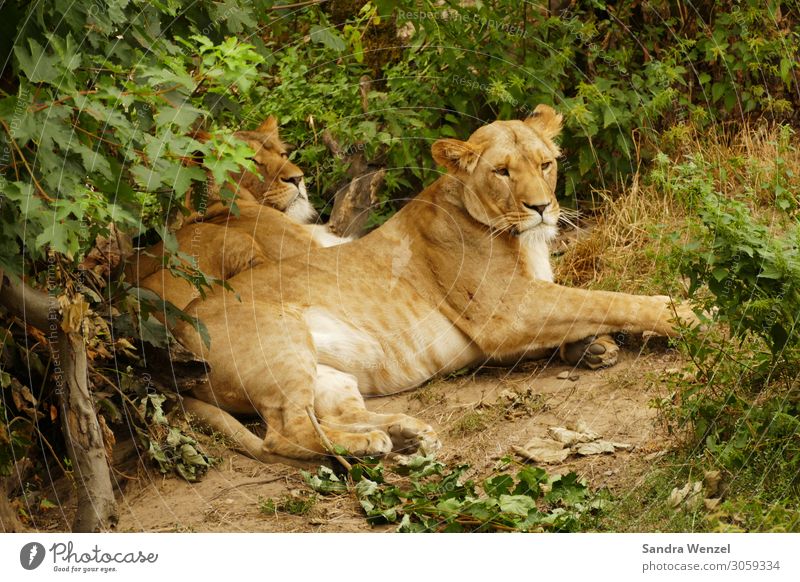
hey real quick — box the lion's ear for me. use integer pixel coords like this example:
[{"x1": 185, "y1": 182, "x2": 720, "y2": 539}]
[
  {"x1": 256, "y1": 115, "x2": 279, "y2": 135},
  {"x1": 431, "y1": 139, "x2": 483, "y2": 174},
  {"x1": 525, "y1": 105, "x2": 563, "y2": 140}
]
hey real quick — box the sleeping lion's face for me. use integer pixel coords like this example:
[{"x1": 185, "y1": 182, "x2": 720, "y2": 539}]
[
  {"x1": 230, "y1": 116, "x2": 316, "y2": 223},
  {"x1": 432, "y1": 105, "x2": 563, "y2": 242}
]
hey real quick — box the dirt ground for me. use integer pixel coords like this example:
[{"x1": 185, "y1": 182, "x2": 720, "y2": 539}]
[{"x1": 94, "y1": 341, "x2": 681, "y2": 533}]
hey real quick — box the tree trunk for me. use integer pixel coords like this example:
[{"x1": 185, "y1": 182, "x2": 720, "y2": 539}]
[{"x1": 0, "y1": 273, "x2": 118, "y2": 532}]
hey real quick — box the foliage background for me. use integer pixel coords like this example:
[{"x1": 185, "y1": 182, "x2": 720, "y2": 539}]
[{"x1": 0, "y1": 0, "x2": 799, "y2": 531}]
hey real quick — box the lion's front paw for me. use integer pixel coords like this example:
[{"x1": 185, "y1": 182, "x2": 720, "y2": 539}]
[
  {"x1": 560, "y1": 335, "x2": 619, "y2": 370},
  {"x1": 330, "y1": 429, "x2": 393, "y2": 457},
  {"x1": 388, "y1": 416, "x2": 441, "y2": 455},
  {"x1": 672, "y1": 301, "x2": 701, "y2": 328}
]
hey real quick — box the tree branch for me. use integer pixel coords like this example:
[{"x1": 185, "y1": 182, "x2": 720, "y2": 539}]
[{"x1": 0, "y1": 272, "x2": 118, "y2": 531}]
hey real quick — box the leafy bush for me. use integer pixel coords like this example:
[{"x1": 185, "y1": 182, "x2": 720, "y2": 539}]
[
  {"x1": 304, "y1": 456, "x2": 606, "y2": 532},
  {"x1": 662, "y1": 152, "x2": 800, "y2": 507}
]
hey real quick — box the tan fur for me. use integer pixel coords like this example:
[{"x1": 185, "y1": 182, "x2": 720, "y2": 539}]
[{"x1": 175, "y1": 107, "x2": 698, "y2": 462}]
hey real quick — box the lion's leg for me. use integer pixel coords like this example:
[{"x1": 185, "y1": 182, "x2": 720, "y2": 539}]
[
  {"x1": 485, "y1": 284, "x2": 697, "y2": 358},
  {"x1": 313, "y1": 365, "x2": 441, "y2": 455},
  {"x1": 181, "y1": 395, "x2": 308, "y2": 466},
  {"x1": 559, "y1": 334, "x2": 619, "y2": 369},
  {"x1": 181, "y1": 300, "x2": 392, "y2": 461}
]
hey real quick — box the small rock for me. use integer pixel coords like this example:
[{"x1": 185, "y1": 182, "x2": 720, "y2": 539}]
[
  {"x1": 556, "y1": 370, "x2": 580, "y2": 381},
  {"x1": 608, "y1": 441, "x2": 634, "y2": 451},
  {"x1": 575, "y1": 440, "x2": 616, "y2": 456},
  {"x1": 570, "y1": 420, "x2": 600, "y2": 439},
  {"x1": 548, "y1": 426, "x2": 596, "y2": 445},
  {"x1": 513, "y1": 437, "x2": 570, "y2": 464}
]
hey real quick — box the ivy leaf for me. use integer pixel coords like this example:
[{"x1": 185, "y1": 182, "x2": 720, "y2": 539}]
[
  {"x1": 154, "y1": 103, "x2": 204, "y2": 131},
  {"x1": 130, "y1": 163, "x2": 166, "y2": 191},
  {"x1": 302, "y1": 466, "x2": 348, "y2": 495},
  {"x1": 483, "y1": 474, "x2": 514, "y2": 497},
  {"x1": 498, "y1": 494, "x2": 537, "y2": 516},
  {"x1": 310, "y1": 25, "x2": 346, "y2": 52},
  {"x1": 160, "y1": 161, "x2": 206, "y2": 199},
  {"x1": 14, "y1": 38, "x2": 62, "y2": 83}
]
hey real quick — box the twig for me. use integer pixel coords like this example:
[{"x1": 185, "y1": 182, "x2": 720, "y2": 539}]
[
  {"x1": 0, "y1": 119, "x2": 53, "y2": 202},
  {"x1": 305, "y1": 406, "x2": 352, "y2": 471},
  {"x1": 267, "y1": 0, "x2": 328, "y2": 11}
]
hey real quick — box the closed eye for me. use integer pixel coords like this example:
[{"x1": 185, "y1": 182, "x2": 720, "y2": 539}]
[
  {"x1": 493, "y1": 167, "x2": 509, "y2": 177},
  {"x1": 280, "y1": 152, "x2": 289, "y2": 159},
  {"x1": 541, "y1": 161, "x2": 553, "y2": 171}
]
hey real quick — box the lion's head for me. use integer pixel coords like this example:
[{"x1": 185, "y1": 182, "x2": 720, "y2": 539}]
[
  {"x1": 431, "y1": 104, "x2": 563, "y2": 243},
  {"x1": 227, "y1": 116, "x2": 316, "y2": 223}
]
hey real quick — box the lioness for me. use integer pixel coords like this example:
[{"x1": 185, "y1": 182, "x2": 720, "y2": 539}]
[
  {"x1": 175, "y1": 105, "x2": 696, "y2": 462},
  {"x1": 130, "y1": 117, "x2": 347, "y2": 310}
]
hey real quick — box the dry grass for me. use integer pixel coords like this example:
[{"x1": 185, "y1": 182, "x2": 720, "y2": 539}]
[
  {"x1": 554, "y1": 122, "x2": 800, "y2": 296},
  {"x1": 554, "y1": 175, "x2": 686, "y2": 295}
]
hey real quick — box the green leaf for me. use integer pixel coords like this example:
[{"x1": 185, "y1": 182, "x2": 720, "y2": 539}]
[
  {"x1": 310, "y1": 25, "x2": 346, "y2": 52},
  {"x1": 302, "y1": 466, "x2": 348, "y2": 494},
  {"x1": 131, "y1": 164, "x2": 165, "y2": 191},
  {"x1": 14, "y1": 38, "x2": 62, "y2": 83},
  {"x1": 711, "y1": 82, "x2": 726, "y2": 104},
  {"x1": 160, "y1": 162, "x2": 206, "y2": 199},
  {"x1": 180, "y1": 443, "x2": 209, "y2": 467},
  {"x1": 484, "y1": 474, "x2": 514, "y2": 497},
  {"x1": 498, "y1": 494, "x2": 537, "y2": 516},
  {"x1": 154, "y1": 103, "x2": 204, "y2": 131}
]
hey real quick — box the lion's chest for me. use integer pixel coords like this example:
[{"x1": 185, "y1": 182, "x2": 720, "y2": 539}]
[{"x1": 520, "y1": 236, "x2": 554, "y2": 282}]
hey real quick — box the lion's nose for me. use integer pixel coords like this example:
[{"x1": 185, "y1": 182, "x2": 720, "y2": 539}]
[
  {"x1": 523, "y1": 202, "x2": 550, "y2": 216},
  {"x1": 282, "y1": 175, "x2": 303, "y2": 187}
]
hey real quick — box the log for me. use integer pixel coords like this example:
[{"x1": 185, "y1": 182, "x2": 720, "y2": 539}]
[
  {"x1": 0, "y1": 272, "x2": 118, "y2": 532},
  {"x1": 322, "y1": 128, "x2": 386, "y2": 239},
  {"x1": 328, "y1": 166, "x2": 386, "y2": 239}
]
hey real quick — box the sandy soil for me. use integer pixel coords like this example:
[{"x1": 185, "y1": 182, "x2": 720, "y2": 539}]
[{"x1": 95, "y1": 342, "x2": 681, "y2": 533}]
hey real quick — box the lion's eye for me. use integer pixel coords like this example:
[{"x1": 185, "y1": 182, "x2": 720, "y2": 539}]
[
  {"x1": 281, "y1": 153, "x2": 289, "y2": 159},
  {"x1": 494, "y1": 167, "x2": 509, "y2": 177},
  {"x1": 541, "y1": 161, "x2": 553, "y2": 171}
]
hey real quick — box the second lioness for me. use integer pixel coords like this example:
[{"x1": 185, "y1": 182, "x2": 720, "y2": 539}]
[{"x1": 130, "y1": 117, "x2": 347, "y2": 311}]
